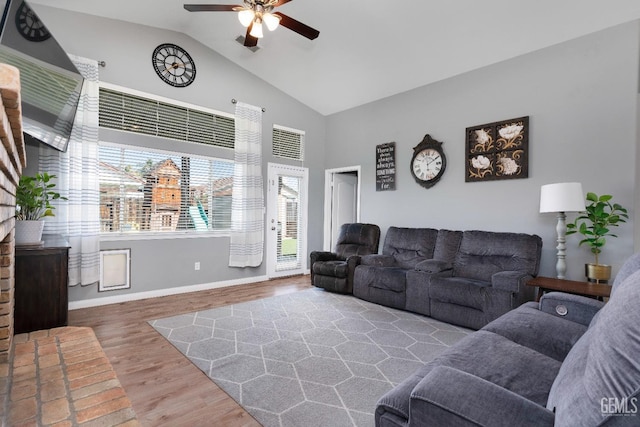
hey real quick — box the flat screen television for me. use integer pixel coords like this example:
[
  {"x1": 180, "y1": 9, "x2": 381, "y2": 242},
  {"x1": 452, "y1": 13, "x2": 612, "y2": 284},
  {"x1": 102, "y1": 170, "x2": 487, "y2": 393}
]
[{"x1": 0, "y1": 0, "x2": 83, "y2": 152}]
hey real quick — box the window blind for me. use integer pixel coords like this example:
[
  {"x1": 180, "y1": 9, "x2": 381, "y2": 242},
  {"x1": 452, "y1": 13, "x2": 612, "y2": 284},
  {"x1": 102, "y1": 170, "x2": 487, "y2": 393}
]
[
  {"x1": 99, "y1": 143, "x2": 234, "y2": 233},
  {"x1": 273, "y1": 125, "x2": 304, "y2": 161},
  {"x1": 99, "y1": 87, "x2": 235, "y2": 148}
]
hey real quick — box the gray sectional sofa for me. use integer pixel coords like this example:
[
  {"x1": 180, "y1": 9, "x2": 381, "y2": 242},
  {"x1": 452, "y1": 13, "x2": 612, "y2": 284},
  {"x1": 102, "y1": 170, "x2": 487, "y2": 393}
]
[
  {"x1": 376, "y1": 252, "x2": 640, "y2": 427},
  {"x1": 353, "y1": 226, "x2": 542, "y2": 329}
]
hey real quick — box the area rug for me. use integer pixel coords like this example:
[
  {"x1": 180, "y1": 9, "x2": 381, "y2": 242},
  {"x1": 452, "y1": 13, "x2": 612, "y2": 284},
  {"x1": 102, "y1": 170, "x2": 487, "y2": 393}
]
[{"x1": 149, "y1": 288, "x2": 470, "y2": 427}]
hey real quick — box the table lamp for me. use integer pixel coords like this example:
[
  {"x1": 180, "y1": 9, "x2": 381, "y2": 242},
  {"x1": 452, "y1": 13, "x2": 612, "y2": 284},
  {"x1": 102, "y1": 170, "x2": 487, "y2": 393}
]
[{"x1": 539, "y1": 182, "x2": 585, "y2": 279}]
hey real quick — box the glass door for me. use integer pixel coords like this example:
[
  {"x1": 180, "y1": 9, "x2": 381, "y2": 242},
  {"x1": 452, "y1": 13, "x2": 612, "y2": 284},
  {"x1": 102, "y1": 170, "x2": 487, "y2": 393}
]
[{"x1": 266, "y1": 163, "x2": 308, "y2": 277}]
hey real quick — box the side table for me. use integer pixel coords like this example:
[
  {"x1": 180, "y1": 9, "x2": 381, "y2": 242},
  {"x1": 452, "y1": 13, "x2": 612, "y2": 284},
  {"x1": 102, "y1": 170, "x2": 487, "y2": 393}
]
[{"x1": 526, "y1": 276, "x2": 611, "y2": 302}]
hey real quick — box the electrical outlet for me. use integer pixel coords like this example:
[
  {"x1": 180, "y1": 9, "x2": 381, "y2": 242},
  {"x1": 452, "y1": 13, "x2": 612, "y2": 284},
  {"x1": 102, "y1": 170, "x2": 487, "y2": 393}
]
[{"x1": 194, "y1": 262, "x2": 200, "y2": 271}]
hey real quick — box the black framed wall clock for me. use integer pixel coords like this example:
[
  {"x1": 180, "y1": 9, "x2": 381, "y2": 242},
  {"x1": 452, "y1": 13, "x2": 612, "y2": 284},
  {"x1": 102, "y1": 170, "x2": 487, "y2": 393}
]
[
  {"x1": 410, "y1": 134, "x2": 447, "y2": 189},
  {"x1": 15, "y1": 1, "x2": 51, "y2": 42},
  {"x1": 152, "y1": 43, "x2": 196, "y2": 87}
]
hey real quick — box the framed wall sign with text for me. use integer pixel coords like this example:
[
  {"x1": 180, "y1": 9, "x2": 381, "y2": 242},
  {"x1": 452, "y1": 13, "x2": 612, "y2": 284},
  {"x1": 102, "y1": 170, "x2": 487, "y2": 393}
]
[{"x1": 376, "y1": 142, "x2": 396, "y2": 191}]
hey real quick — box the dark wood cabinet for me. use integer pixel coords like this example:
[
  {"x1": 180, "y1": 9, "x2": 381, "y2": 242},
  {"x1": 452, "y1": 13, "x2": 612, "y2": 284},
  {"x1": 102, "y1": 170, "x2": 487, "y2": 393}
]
[{"x1": 15, "y1": 236, "x2": 70, "y2": 334}]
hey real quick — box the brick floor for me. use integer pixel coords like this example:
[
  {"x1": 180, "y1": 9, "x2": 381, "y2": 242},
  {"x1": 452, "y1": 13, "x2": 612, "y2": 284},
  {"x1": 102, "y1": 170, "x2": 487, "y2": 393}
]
[{"x1": 0, "y1": 327, "x2": 139, "y2": 426}]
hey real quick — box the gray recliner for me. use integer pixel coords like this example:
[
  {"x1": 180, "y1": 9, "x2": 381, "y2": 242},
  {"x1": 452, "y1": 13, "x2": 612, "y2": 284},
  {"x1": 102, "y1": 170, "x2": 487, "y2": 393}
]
[
  {"x1": 310, "y1": 223, "x2": 380, "y2": 294},
  {"x1": 428, "y1": 230, "x2": 542, "y2": 329},
  {"x1": 375, "y1": 252, "x2": 640, "y2": 427}
]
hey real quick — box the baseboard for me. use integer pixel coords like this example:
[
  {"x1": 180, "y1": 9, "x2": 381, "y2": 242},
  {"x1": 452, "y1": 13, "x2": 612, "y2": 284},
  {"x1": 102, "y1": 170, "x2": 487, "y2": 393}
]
[{"x1": 69, "y1": 275, "x2": 270, "y2": 310}]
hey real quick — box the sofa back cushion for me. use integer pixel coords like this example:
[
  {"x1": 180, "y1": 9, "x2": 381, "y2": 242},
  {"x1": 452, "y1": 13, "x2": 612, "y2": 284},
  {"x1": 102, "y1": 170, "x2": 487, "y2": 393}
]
[
  {"x1": 433, "y1": 229, "x2": 463, "y2": 262},
  {"x1": 382, "y1": 227, "x2": 438, "y2": 269},
  {"x1": 611, "y1": 251, "x2": 640, "y2": 295},
  {"x1": 453, "y1": 231, "x2": 542, "y2": 282},
  {"x1": 546, "y1": 267, "x2": 640, "y2": 425},
  {"x1": 334, "y1": 223, "x2": 381, "y2": 259}
]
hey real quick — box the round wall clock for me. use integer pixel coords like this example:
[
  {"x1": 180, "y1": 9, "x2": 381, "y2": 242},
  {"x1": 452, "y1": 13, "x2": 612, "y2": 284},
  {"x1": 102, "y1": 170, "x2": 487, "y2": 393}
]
[
  {"x1": 152, "y1": 43, "x2": 196, "y2": 87},
  {"x1": 15, "y1": 2, "x2": 51, "y2": 42},
  {"x1": 410, "y1": 134, "x2": 447, "y2": 189}
]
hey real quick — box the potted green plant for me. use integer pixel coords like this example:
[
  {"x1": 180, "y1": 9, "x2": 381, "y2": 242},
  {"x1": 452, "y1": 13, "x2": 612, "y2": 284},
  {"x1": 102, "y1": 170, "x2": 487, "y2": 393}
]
[
  {"x1": 566, "y1": 192, "x2": 628, "y2": 283},
  {"x1": 15, "y1": 172, "x2": 66, "y2": 245}
]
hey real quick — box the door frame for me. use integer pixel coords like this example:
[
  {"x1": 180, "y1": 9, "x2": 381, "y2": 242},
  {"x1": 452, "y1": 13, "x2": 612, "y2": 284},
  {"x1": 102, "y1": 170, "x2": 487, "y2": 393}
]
[
  {"x1": 266, "y1": 162, "x2": 309, "y2": 278},
  {"x1": 323, "y1": 166, "x2": 361, "y2": 251}
]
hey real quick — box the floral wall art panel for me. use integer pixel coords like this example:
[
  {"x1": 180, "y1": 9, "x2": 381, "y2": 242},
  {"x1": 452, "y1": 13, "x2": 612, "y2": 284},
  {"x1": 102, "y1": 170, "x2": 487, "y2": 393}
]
[{"x1": 465, "y1": 116, "x2": 529, "y2": 182}]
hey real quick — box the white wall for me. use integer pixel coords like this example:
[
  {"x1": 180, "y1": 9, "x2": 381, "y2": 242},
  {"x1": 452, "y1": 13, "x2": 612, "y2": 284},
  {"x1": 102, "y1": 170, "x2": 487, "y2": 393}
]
[{"x1": 326, "y1": 22, "x2": 639, "y2": 280}]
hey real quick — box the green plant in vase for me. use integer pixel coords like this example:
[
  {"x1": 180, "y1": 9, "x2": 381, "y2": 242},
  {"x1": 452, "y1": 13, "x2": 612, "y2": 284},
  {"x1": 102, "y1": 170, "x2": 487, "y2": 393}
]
[
  {"x1": 566, "y1": 192, "x2": 628, "y2": 282},
  {"x1": 15, "y1": 173, "x2": 66, "y2": 245}
]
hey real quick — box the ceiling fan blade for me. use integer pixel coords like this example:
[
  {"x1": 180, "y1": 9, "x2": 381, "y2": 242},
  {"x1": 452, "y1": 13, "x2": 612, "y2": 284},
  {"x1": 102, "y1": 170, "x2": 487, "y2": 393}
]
[
  {"x1": 273, "y1": 0, "x2": 292, "y2": 6},
  {"x1": 184, "y1": 4, "x2": 240, "y2": 12},
  {"x1": 273, "y1": 12, "x2": 319, "y2": 40},
  {"x1": 244, "y1": 24, "x2": 258, "y2": 47}
]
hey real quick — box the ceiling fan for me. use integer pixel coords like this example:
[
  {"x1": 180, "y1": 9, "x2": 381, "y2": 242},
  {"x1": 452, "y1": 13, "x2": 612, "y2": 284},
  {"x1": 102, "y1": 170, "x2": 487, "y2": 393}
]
[{"x1": 184, "y1": 1, "x2": 320, "y2": 48}]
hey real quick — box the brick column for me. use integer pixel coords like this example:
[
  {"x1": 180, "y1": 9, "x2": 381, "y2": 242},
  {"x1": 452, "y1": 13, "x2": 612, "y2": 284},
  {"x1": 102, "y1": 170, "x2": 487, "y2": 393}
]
[{"x1": 0, "y1": 228, "x2": 14, "y2": 363}]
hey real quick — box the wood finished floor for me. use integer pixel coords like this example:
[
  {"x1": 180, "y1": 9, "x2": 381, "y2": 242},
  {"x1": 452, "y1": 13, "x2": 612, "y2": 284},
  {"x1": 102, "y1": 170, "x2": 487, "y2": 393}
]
[{"x1": 68, "y1": 275, "x2": 312, "y2": 427}]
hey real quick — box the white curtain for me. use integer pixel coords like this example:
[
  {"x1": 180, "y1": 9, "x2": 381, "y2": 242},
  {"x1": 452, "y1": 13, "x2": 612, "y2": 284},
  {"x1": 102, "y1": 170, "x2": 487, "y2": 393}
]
[
  {"x1": 39, "y1": 55, "x2": 100, "y2": 286},
  {"x1": 229, "y1": 102, "x2": 264, "y2": 267}
]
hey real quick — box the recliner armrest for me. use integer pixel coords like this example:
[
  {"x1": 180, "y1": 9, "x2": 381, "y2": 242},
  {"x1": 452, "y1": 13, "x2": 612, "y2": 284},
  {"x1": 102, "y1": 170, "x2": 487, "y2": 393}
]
[
  {"x1": 539, "y1": 292, "x2": 604, "y2": 326},
  {"x1": 360, "y1": 254, "x2": 395, "y2": 267},
  {"x1": 415, "y1": 259, "x2": 452, "y2": 273},
  {"x1": 491, "y1": 270, "x2": 532, "y2": 293},
  {"x1": 310, "y1": 251, "x2": 340, "y2": 265},
  {"x1": 410, "y1": 365, "x2": 554, "y2": 427}
]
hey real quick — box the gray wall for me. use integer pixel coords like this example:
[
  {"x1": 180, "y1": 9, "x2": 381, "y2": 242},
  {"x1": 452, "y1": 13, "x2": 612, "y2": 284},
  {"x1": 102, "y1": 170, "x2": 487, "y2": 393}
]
[
  {"x1": 31, "y1": 6, "x2": 327, "y2": 303},
  {"x1": 325, "y1": 22, "x2": 639, "y2": 280},
  {"x1": 24, "y1": 6, "x2": 640, "y2": 303}
]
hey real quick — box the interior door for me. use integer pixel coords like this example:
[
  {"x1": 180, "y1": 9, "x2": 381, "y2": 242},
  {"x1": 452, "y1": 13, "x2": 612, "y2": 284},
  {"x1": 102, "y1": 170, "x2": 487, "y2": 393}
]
[
  {"x1": 266, "y1": 163, "x2": 308, "y2": 278},
  {"x1": 330, "y1": 173, "x2": 358, "y2": 249}
]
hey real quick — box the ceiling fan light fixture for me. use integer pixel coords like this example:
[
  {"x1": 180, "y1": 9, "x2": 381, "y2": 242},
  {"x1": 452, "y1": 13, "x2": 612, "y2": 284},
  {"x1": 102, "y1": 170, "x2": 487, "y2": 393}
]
[
  {"x1": 238, "y1": 9, "x2": 255, "y2": 27},
  {"x1": 263, "y1": 12, "x2": 280, "y2": 31},
  {"x1": 249, "y1": 19, "x2": 264, "y2": 38}
]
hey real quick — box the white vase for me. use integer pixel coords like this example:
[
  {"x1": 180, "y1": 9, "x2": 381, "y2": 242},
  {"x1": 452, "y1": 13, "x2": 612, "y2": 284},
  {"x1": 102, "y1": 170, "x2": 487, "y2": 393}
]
[{"x1": 15, "y1": 220, "x2": 45, "y2": 245}]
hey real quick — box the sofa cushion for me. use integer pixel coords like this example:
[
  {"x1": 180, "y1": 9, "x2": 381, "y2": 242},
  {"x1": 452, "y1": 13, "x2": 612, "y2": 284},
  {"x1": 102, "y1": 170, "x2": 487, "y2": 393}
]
[
  {"x1": 312, "y1": 260, "x2": 348, "y2": 278},
  {"x1": 547, "y1": 268, "x2": 640, "y2": 425},
  {"x1": 611, "y1": 251, "x2": 640, "y2": 294},
  {"x1": 414, "y1": 259, "x2": 451, "y2": 273},
  {"x1": 370, "y1": 267, "x2": 409, "y2": 293},
  {"x1": 377, "y1": 330, "x2": 562, "y2": 422},
  {"x1": 453, "y1": 231, "x2": 542, "y2": 282},
  {"x1": 429, "y1": 276, "x2": 490, "y2": 310},
  {"x1": 382, "y1": 227, "x2": 438, "y2": 269},
  {"x1": 334, "y1": 223, "x2": 381, "y2": 259},
  {"x1": 482, "y1": 302, "x2": 587, "y2": 362},
  {"x1": 432, "y1": 229, "x2": 462, "y2": 262}
]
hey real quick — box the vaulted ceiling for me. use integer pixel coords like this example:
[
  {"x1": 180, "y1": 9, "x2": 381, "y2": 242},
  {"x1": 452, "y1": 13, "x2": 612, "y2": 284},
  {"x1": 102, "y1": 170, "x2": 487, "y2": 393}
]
[{"x1": 29, "y1": 0, "x2": 640, "y2": 115}]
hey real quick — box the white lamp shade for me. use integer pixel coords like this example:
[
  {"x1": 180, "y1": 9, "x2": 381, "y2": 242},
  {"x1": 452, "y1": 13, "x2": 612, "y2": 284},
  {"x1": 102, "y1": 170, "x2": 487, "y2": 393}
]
[
  {"x1": 249, "y1": 20, "x2": 264, "y2": 38},
  {"x1": 540, "y1": 182, "x2": 585, "y2": 213},
  {"x1": 263, "y1": 13, "x2": 281, "y2": 31},
  {"x1": 238, "y1": 9, "x2": 255, "y2": 27}
]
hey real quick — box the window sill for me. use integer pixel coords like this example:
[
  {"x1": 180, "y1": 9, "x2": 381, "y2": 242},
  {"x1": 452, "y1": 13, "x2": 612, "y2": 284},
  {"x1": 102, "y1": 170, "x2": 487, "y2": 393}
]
[{"x1": 100, "y1": 230, "x2": 230, "y2": 242}]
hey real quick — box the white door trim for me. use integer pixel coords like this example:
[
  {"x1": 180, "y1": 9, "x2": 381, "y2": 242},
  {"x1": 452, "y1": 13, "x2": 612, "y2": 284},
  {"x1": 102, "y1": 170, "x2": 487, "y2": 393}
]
[
  {"x1": 323, "y1": 166, "x2": 361, "y2": 251},
  {"x1": 266, "y1": 163, "x2": 309, "y2": 278}
]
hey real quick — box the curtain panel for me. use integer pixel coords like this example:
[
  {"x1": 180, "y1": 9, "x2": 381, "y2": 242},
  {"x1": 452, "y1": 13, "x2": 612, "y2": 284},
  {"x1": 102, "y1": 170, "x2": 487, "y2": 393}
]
[
  {"x1": 39, "y1": 55, "x2": 100, "y2": 286},
  {"x1": 229, "y1": 102, "x2": 264, "y2": 267}
]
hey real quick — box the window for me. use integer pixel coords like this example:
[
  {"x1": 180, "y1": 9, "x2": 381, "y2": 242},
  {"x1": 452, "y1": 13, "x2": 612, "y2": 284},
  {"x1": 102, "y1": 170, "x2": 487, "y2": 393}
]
[
  {"x1": 161, "y1": 215, "x2": 172, "y2": 228},
  {"x1": 99, "y1": 143, "x2": 234, "y2": 234},
  {"x1": 273, "y1": 125, "x2": 305, "y2": 161},
  {"x1": 99, "y1": 87, "x2": 235, "y2": 149}
]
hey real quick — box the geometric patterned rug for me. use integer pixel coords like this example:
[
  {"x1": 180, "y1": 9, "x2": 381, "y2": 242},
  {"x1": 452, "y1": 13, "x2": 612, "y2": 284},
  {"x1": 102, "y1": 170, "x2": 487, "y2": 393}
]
[{"x1": 149, "y1": 288, "x2": 470, "y2": 427}]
